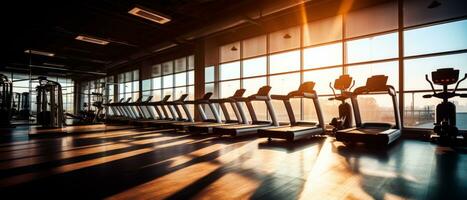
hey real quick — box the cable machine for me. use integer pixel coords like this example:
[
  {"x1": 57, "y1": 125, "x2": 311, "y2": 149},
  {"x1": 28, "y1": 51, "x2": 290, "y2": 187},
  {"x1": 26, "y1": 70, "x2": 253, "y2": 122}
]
[
  {"x1": 0, "y1": 74, "x2": 13, "y2": 127},
  {"x1": 36, "y1": 77, "x2": 65, "y2": 128}
]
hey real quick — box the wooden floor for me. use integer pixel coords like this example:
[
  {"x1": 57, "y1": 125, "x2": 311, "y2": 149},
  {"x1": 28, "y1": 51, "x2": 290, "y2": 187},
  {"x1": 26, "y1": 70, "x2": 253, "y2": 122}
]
[{"x1": 0, "y1": 124, "x2": 466, "y2": 200}]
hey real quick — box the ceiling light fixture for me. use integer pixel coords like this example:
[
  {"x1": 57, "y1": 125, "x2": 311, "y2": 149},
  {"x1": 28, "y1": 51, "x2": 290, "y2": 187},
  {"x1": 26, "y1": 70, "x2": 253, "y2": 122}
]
[
  {"x1": 75, "y1": 35, "x2": 109, "y2": 45},
  {"x1": 43, "y1": 63, "x2": 66, "y2": 67},
  {"x1": 128, "y1": 7, "x2": 171, "y2": 24},
  {"x1": 24, "y1": 49, "x2": 55, "y2": 57},
  {"x1": 231, "y1": 46, "x2": 238, "y2": 51},
  {"x1": 152, "y1": 43, "x2": 178, "y2": 53},
  {"x1": 283, "y1": 33, "x2": 291, "y2": 39}
]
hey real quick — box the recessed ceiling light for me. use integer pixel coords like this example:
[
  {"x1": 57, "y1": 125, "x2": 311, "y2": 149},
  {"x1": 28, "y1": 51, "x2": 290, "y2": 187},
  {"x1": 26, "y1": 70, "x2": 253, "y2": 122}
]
[
  {"x1": 75, "y1": 35, "x2": 109, "y2": 45},
  {"x1": 24, "y1": 49, "x2": 55, "y2": 57},
  {"x1": 43, "y1": 63, "x2": 66, "y2": 67},
  {"x1": 128, "y1": 7, "x2": 171, "y2": 24},
  {"x1": 152, "y1": 43, "x2": 178, "y2": 53}
]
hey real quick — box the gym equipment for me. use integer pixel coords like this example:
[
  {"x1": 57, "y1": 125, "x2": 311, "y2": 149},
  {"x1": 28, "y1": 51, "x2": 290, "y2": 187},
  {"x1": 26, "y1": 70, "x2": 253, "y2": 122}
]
[
  {"x1": 423, "y1": 68, "x2": 467, "y2": 142},
  {"x1": 140, "y1": 94, "x2": 191, "y2": 127},
  {"x1": 258, "y1": 82, "x2": 325, "y2": 142},
  {"x1": 335, "y1": 75, "x2": 401, "y2": 146},
  {"x1": 329, "y1": 75, "x2": 354, "y2": 132},
  {"x1": 213, "y1": 86, "x2": 278, "y2": 137},
  {"x1": 36, "y1": 77, "x2": 65, "y2": 128},
  {"x1": 0, "y1": 74, "x2": 13, "y2": 127},
  {"x1": 169, "y1": 92, "x2": 221, "y2": 130},
  {"x1": 187, "y1": 89, "x2": 246, "y2": 134}
]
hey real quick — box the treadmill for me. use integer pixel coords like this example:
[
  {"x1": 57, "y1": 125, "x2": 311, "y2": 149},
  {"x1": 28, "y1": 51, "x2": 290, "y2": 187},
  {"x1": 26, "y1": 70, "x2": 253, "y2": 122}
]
[
  {"x1": 135, "y1": 95, "x2": 171, "y2": 126},
  {"x1": 335, "y1": 75, "x2": 401, "y2": 146},
  {"x1": 145, "y1": 94, "x2": 190, "y2": 127},
  {"x1": 258, "y1": 82, "x2": 325, "y2": 142},
  {"x1": 188, "y1": 89, "x2": 246, "y2": 134},
  {"x1": 169, "y1": 92, "x2": 222, "y2": 130},
  {"x1": 213, "y1": 86, "x2": 278, "y2": 137},
  {"x1": 128, "y1": 96, "x2": 154, "y2": 125}
]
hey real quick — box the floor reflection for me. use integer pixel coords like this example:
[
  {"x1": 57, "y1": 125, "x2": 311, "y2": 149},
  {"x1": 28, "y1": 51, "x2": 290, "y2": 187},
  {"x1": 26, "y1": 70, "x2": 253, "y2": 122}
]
[{"x1": 0, "y1": 125, "x2": 465, "y2": 200}]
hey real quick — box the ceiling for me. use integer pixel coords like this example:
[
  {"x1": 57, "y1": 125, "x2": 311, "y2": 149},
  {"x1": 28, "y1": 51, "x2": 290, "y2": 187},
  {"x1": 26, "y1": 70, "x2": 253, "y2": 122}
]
[
  {"x1": 0, "y1": 0, "x2": 278, "y2": 78},
  {"x1": 0, "y1": 0, "x2": 388, "y2": 79}
]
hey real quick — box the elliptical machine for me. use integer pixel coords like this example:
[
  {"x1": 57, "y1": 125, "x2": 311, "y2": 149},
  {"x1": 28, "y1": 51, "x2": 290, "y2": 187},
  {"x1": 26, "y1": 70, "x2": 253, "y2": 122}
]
[
  {"x1": 424, "y1": 68, "x2": 467, "y2": 143},
  {"x1": 329, "y1": 75, "x2": 354, "y2": 132}
]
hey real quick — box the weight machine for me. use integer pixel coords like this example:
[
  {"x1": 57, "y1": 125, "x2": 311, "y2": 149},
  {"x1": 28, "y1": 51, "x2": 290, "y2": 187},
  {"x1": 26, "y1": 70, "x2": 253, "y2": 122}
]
[
  {"x1": 36, "y1": 77, "x2": 65, "y2": 128},
  {"x1": 0, "y1": 74, "x2": 13, "y2": 127}
]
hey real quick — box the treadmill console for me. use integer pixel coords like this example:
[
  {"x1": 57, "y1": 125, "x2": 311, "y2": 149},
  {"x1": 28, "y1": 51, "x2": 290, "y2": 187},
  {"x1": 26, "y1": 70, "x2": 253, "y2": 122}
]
[
  {"x1": 233, "y1": 89, "x2": 246, "y2": 97},
  {"x1": 161, "y1": 95, "x2": 171, "y2": 102},
  {"x1": 365, "y1": 75, "x2": 388, "y2": 92},
  {"x1": 432, "y1": 68, "x2": 459, "y2": 86},
  {"x1": 298, "y1": 81, "x2": 316, "y2": 93},
  {"x1": 256, "y1": 86, "x2": 271, "y2": 96},
  {"x1": 334, "y1": 75, "x2": 352, "y2": 90},
  {"x1": 202, "y1": 92, "x2": 213, "y2": 100}
]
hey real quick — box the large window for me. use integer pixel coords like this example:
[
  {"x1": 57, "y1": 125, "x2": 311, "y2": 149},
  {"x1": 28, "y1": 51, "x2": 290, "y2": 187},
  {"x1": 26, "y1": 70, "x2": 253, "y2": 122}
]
[
  {"x1": 208, "y1": 2, "x2": 467, "y2": 131},
  {"x1": 117, "y1": 69, "x2": 139, "y2": 101},
  {"x1": 142, "y1": 55, "x2": 195, "y2": 105}
]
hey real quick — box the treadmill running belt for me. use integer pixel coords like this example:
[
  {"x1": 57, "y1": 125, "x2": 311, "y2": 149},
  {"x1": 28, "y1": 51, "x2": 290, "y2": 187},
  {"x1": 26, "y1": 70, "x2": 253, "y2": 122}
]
[{"x1": 346, "y1": 128, "x2": 387, "y2": 135}]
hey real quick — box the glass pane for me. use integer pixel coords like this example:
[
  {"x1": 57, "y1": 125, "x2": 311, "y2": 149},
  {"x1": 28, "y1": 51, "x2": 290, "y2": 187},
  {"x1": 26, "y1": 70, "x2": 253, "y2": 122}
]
[
  {"x1": 188, "y1": 70, "x2": 194, "y2": 85},
  {"x1": 163, "y1": 88, "x2": 174, "y2": 100},
  {"x1": 347, "y1": 61, "x2": 399, "y2": 90},
  {"x1": 132, "y1": 81, "x2": 139, "y2": 92},
  {"x1": 205, "y1": 83, "x2": 215, "y2": 94},
  {"x1": 346, "y1": 32, "x2": 398, "y2": 64},
  {"x1": 269, "y1": 26, "x2": 300, "y2": 53},
  {"x1": 219, "y1": 61, "x2": 240, "y2": 80},
  {"x1": 345, "y1": 1, "x2": 397, "y2": 38},
  {"x1": 357, "y1": 94, "x2": 397, "y2": 124},
  {"x1": 142, "y1": 79, "x2": 151, "y2": 91},
  {"x1": 404, "y1": 53, "x2": 467, "y2": 91},
  {"x1": 269, "y1": 50, "x2": 300, "y2": 74},
  {"x1": 220, "y1": 42, "x2": 241, "y2": 62},
  {"x1": 125, "y1": 82, "x2": 132, "y2": 93},
  {"x1": 152, "y1": 64, "x2": 162, "y2": 77},
  {"x1": 188, "y1": 86, "x2": 194, "y2": 100},
  {"x1": 404, "y1": 0, "x2": 467, "y2": 27},
  {"x1": 205, "y1": 66, "x2": 215, "y2": 83},
  {"x1": 125, "y1": 71, "x2": 132, "y2": 82},
  {"x1": 243, "y1": 77, "x2": 268, "y2": 121},
  {"x1": 175, "y1": 72, "x2": 187, "y2": 87},
  {"x1": 243, "y1": 77, "x2": 267, "y2": 96},
  {"x1": 269, "y1": 73, "x2": 301, "y2": 95},
  {"x1": 188, "y1": 55, "x2": 195, "y2": 70},
  {"x1": 117, "y1": 74, "x2": 124, "y2": 83},
  {"x1": 219, "y1": 80, "x2": 240, "y2": 98},
  {"x1": 152, "y1": 90, "x2": 162, "y2": 101},
  {"x1": 163, "y1": 75, "x2": 173, "y2": 88},
  {"x1": 162, "y1": 61, "x2": 173, "y2": 75},
  {"x1": 404, "y1": 92, "x2": 467, "y2": 130},
  {"x1": 304, "y1": 97, "x2": 340, "y2": 124},
  {"x1": 404, "y1": 20, "x2": 467, "y2": 57},
  {"x1": 243, "y1": 57, "x2": 267, "y2": 77},
  {"x1": 175, "y1": 57, "x2": 187, "y2": 72},
  {"x1": 303, "y1": 15, "x2": 342, "y2": 46},
  {"x1": 303, "y1": 67, "x2": 343, "y2": 95},
  {"x1": 269, "y1": 73, "x2": 301, "y2": 122},
  {"x1": 133, "y1": 70, "x2": 139, "y2": 80},
  {"x1": 303, "y1": 43, "x2": 342, "y2": 69},
  {"x1": 174, "y1": 87, "x2": 186, "y2": 99},
  {"x1": 152, "y1": 77, "x2": 162, "y2": 89},
  {"x1": 242, "y1": 35, "x2": 267, "y2": 58}
]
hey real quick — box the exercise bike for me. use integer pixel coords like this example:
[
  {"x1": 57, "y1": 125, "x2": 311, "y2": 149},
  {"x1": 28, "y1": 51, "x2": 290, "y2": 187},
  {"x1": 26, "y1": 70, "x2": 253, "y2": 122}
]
[
  {"x1": 329, "y1": 75, "x2": 354, "y2": 133},
  {"x1": 423, "y1": 68, "x2": 467, "y2": 143}
]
